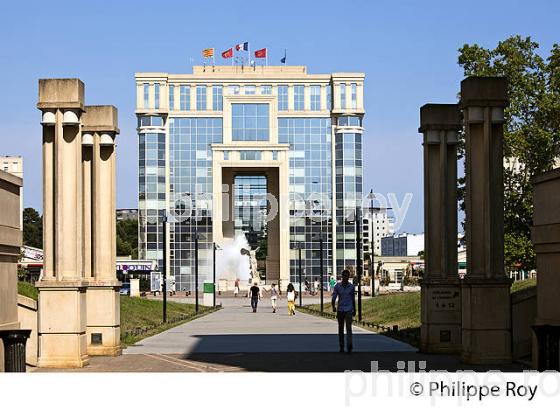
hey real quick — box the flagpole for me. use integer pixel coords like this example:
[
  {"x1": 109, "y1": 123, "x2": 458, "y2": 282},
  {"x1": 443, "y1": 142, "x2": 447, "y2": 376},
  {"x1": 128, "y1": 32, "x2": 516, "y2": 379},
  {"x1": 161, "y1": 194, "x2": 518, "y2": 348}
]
[
  {"x1": 266, "y1": 48, "x2": 268, "y2": 67},
  {"x1": 248, "y1": 43, "x2": 250, "y2": 69}
]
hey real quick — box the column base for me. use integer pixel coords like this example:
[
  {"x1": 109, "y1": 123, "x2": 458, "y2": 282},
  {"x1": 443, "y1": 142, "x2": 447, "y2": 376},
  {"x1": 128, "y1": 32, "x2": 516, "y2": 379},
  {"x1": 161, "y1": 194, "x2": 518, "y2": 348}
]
[
  {"x1": 420, "y1": 278, "x2": 462, "y2": 354},
  {"x1": 461, "y1": 277, "x2": 513, "y2": 364},
  {"x1": 36, "y1": 282, "x2": 89, "y2": 368},
  {"x1": 86, "y1": 281, "x2": 122, "y2": 356}
]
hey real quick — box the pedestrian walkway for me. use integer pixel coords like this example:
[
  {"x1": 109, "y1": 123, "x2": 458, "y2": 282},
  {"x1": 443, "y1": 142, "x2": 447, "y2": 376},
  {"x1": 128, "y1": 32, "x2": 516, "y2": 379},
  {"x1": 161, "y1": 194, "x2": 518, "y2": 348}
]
[{"x1": 124, "y1": 299, "x2": 415, "y2": 355}]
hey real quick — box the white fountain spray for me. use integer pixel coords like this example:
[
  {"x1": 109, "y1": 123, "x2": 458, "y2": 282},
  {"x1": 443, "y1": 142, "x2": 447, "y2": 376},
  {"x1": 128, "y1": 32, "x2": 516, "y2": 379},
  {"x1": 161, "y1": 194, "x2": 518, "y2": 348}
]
[{"x1": 216, "y1": 234, "x2": 252, "y2": 286}]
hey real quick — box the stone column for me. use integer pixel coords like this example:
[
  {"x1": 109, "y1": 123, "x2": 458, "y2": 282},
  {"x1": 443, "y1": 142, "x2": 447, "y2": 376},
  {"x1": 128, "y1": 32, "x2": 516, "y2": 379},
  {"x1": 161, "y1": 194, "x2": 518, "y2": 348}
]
[
  {"x1": 82, "y1": 105, "x2": 121, "y2": 356},
  {"x1": 531, "y1": 168, "x2": 560, "y2": 369},
  {"x1": 36, "y1": 79, "x2": 88, "y2": 368},
  {"x1": 460, "y1": 76, "x2": 512, "y2": 364},
  {"x1": 418, "y1": 104, "x2": 462, "y2": 353}
]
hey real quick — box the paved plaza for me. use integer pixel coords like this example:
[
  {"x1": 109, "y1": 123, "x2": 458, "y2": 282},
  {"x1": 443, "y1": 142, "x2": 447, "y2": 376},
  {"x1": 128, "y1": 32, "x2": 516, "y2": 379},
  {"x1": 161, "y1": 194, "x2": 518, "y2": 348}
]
[{"x1": 33, "y1": 296, "x2": 526, "y2": 372}]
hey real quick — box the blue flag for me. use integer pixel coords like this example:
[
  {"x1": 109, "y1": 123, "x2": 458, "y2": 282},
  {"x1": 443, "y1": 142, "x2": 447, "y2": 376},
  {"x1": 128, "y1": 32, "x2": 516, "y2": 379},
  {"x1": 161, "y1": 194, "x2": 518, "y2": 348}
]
[{"x1": 281, "y1": 49, "x2": 286, "y2": 64}]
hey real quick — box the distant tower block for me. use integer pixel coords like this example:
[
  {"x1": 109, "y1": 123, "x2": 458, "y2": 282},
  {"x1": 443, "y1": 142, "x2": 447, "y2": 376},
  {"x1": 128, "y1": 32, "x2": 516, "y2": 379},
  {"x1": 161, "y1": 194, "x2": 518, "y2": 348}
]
[
  {"x1": 460, "y1": 77, "x2": 512, "y2": 364},
  {"x1": 82, "y1": 106, "x2": 121, "y2": 356},
  {"x1": 36, "y1": 79, "x2": 88, "y2": 368},
  {"x1": 418, "y1": 104, "x2": 462, "y2": 354}
]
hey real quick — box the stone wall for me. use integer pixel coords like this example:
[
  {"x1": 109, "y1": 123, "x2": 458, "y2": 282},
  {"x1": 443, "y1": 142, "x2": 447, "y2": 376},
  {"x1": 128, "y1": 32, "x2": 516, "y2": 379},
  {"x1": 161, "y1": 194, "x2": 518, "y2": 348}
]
[{"x1": 0, "y1": 169, "x2": 23, "y2": 372}]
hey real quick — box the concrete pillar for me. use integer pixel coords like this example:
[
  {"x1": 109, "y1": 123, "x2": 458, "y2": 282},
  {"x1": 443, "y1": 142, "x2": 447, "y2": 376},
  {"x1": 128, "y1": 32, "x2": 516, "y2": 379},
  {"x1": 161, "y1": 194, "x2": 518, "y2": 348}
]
[
  {"x1": 36, "y1": 78, "x2": 88, "y2": 368},
  {"x1": 418, "y1": 104, "x2": 462, "y2": 353},
  {"x1": 460, "y1": 76, "x2": 512, "y2": 364},
  {"x1": 82, "y1": 105, "x2": 121, "y2": 356},
  {"x1": 531, "y1": 168, "x2": 560, "y2": 369}
]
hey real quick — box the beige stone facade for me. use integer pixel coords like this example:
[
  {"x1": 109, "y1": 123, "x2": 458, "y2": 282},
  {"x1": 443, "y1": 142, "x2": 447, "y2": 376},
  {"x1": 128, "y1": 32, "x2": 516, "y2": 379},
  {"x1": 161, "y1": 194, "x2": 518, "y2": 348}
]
[
  {"x1": 36, "y1": 79, "x2": 120, "y2": 367},
  {"x1": 0, "y1": 169, "x2": 23, "y2": 372}
]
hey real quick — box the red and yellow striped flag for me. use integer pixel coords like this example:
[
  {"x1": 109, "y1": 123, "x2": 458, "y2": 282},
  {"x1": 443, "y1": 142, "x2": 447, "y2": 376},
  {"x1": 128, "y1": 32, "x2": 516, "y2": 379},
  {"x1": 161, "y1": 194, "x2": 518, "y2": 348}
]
[{"x1": 202, "y1": 48, "x2": 214, "y2": 58}]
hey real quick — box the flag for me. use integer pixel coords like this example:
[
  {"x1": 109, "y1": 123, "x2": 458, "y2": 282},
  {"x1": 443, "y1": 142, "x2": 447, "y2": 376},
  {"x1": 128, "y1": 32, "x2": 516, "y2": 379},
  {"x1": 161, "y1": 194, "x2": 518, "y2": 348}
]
[
  {"x1": 236, "y1": 42, "x2": 249, "y2": 51},
  {"x1": 254, "y1": 48, "x2": 267, "y2": 58},
  {"x1": 222, "y1": 48, "x2": 233, "y2": 58},
  {"x1": 280, "y1": 49, "x2": 286, "y2": 64},
  {"x1": 202, "y1": 48, "x2": 214, "y2": 58}
]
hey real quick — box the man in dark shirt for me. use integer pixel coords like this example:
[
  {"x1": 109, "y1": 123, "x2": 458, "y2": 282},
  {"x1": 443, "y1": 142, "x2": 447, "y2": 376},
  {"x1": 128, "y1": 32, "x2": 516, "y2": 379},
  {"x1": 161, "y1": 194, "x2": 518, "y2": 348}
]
[
  {"x1": 331, "y1": 270, "x2": 356, "y2": 353},
  {"x1": 249, "y1": 283, "x2": 261, "y2": 312}
]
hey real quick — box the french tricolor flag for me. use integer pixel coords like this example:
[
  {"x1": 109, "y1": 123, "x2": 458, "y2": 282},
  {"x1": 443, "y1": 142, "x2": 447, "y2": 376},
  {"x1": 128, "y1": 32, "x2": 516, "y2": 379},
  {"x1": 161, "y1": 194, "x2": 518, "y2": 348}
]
[{"x1": 235, "y1": 42, "x2": 249, "y2": 51}]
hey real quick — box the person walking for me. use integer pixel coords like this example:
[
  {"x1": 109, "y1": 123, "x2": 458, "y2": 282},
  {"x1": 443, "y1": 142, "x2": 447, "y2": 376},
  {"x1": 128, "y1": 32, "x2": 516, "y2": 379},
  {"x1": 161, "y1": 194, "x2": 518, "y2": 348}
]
[
  {"x1": 249, "y1": 282, "x2": 261, "y2": 313},
  {"x1": 286, "y1": 283, "x2": 296, "y2": 316},
  {"x1": 266, "y1": 283, "x2": 279, "y2": 313},
  {"x1": 331, "y1": 270, "x2": 356, "y2": 353},
  {"x1": 329, "y1": 276, "x2": 336, "y2": 294},
  {"x1": 234, "y1": 278, "x2": 240, "y2": 297}
]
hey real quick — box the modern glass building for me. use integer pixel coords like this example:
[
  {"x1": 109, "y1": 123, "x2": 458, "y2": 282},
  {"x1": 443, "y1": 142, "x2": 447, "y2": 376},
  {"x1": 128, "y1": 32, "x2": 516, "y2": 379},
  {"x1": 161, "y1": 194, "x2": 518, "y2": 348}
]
[{"x1": 136, "y1": 66, "x2": 365, "y2": 291}]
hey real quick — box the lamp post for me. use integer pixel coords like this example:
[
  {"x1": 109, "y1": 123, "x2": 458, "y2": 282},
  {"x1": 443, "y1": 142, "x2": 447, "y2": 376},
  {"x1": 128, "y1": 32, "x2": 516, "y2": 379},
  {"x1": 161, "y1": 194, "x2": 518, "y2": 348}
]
[
  {"x1": 213, "y1": 243, "x2": 221, "y2": 307},
  {"x1": 292, "y1": 242, "x2": 304, "y2": 307},
  {"x1": 194, "y1": 234, "x2": 199, "y2": 313},
  {"x1": 355, "y1": 206, "x2": 363, "y2": 321},
  {"x1": 162, "y1": 213, "x2": 168, "y2": 323},
  {"x1": 312, "y1": 234, "x2": 325, "y2": 313},
  {"x1": 367, "y1": 189, "x2": 391, "y2": 298}
]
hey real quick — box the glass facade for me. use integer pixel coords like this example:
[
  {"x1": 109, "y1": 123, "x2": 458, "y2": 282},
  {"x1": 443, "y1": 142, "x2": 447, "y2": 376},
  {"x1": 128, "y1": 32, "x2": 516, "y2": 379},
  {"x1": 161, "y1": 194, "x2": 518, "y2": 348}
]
[
  {"x1": 138, "y1": 132, "x2": 166, "y2": 267},
  {"x1": 294, "y1": 85, "x2": 304, "y2": 110},
  {"x1": 232, "y1": 103, "x2": 269, "y2": 141},
  {"x1": 137, "y1": 72, "x2": 364, "y2": 291},
  {"x1": 277, "y1": 85, "x2": 288, "y2": 111},
  {"x1": 154, "y1": 83, "x2": 160, "y2": 109},
  {"x1": 279, "y1": 118, "x2": 333, "y2": 282},
  {"x1": 169, "y1": 85, "x2": 175, "y2": 110},
  {"x1": 212, "y1": 85, "x2": 223, "y2": 111},
  {"x1": 180, "y1": 86, "x2": 190, "y2": 110},
  {"x1": 168, "y1": 118, "x2": 223, "y2": 290},
  {"x1": 310, "y1": 85, "x2": 321, "y2": 111},
  {"x1": 335, "y1": 132, "x2": 363, "y2": 274},
  {"x1": 196, "y1": 86, "x2": 207, "y2": 110}
]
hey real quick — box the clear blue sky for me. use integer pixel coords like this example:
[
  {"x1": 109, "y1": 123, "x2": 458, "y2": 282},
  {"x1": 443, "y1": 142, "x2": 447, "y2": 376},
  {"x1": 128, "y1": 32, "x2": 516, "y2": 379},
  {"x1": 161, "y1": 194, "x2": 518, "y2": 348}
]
[{"x1": 1, "y1": 0, "x2": 558, "y2": 233}]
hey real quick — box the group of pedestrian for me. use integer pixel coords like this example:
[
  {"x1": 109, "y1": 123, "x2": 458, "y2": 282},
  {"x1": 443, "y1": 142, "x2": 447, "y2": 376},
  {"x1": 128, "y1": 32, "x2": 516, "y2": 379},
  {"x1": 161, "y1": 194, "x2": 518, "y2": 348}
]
[
  {"x1": 247, "y1": 282, "x2": 296, "y2": 315},
  {"x1": 243, "y1": 269, "x2": 356, "y2": 354}
]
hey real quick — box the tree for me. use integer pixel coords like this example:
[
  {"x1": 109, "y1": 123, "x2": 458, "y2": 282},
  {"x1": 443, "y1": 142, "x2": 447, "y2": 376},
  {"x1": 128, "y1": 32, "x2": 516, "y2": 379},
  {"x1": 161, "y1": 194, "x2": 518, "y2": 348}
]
[
  {"x1": 116, "y1": 218, "x2": 138, "y2": 259},
  {"x1": 457, "y1": 36, "x2": 560, "y2": 271},
  {"x1": 23, "y1": 207, "x2": 42, "y2": 248}
]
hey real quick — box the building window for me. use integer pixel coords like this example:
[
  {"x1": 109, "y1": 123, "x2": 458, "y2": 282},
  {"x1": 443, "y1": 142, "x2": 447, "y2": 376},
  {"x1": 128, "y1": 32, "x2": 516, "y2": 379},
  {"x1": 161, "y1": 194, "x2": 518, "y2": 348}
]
[
  {"x1": 351, "y1": 83, "x2": 357, "y2": 109},
  {"x1": 272, "y1": 150, "x2": 278, "y2": 160},
  {"x1": 179, "y1": 86, "x2": 190, "y2": 110},
  {"x1": 154, "y1": 83, "x2": 160, "y2": 109},
  {"x1": 229, "y1": 85, "x2": 240, "y2": 95},
  {"x1": 340, "y1": 84, "x2": 346, "y2": 109},
  {"x1": 213, "y1": 85, "x2": 223, "y2": 111},
  {"x1": 232, "y1": 103, "x2": 269, "y2": 141},
  {"x1": 240, "y1": 151, "x2": 262, "y2": 160},
  {"x1": 196, "y1": 86, "x2": 207, "y2": 110},
  {"x1": 326, "y1": 85, "x2": 332, "y2": 110},
  {"x1": 143, "y1": 83, "x2": 149, "y2": 108},
  {"x1": 245, "y1": 85, "x2": 256, "y2": 95},
  {"x1": 168, "y1": 85, "x2": 175, "y2": 110},
  {"x1": 138, "y1": 116, "x2": 164, "y2": 127},
  {"x1": 224, "y1": 151, "x2": 229, "y2": 160},
  {"x1": 294, "y1": 85, "x2": 304, "y2": 110},
  {"x1": 261, "y1": 85, "x2": 272, "y2": 95},
  {"x1": 310, "y1": 85, "x2": 321, "y2": 111},
  {"x1": 277, "y1": 85, "x2": 288, "y2": 111},
  {"x1": 337, "y1": 116, "x2": 361, "y2": 126}
]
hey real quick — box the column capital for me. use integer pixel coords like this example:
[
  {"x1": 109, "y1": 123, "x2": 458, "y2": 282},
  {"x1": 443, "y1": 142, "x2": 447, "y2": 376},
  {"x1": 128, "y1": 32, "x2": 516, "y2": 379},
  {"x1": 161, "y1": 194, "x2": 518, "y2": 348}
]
[
  {"x1": 419, "y1": 103, "x2": 461, "y2": 132},
  {"x1": 37, "y1": 78, "x2": 85, "y2": 111},
  {"x1": 460, "y1": 76, "x2": 508, "y2": 108},
  {"x1": 82, "y1": 105, "x2": 119, "y2": 134}
]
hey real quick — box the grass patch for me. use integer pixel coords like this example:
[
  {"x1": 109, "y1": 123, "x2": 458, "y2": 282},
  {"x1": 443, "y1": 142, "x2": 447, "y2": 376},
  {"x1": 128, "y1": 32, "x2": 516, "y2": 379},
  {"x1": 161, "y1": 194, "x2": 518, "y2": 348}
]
[
  {"x1": 18, "y1": 281, "x2": 38, "y2": 300},
  {"x1": 120, "y1": 296, "x2": 216, "y2": 346},
  {"x1": 511, "y1": 278, "x2": 536, "y2": 293}
]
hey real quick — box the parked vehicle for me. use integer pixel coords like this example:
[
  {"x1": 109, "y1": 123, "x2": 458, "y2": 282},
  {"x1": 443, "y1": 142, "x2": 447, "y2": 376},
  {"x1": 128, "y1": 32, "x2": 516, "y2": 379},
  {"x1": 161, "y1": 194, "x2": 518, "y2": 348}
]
[{"x1": 120, "y1": 283, "x2": 131, "y2": 296}]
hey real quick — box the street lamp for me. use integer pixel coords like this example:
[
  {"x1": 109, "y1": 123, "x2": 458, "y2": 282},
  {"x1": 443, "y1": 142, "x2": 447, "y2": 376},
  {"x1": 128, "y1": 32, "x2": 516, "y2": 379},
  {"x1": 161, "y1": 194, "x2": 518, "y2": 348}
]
[
  {"x1": 354, "y1": 206, "x2": 363, "y2": 321},
  {"x1": 292, "y1": 242, "x2": 304, "y2": 307},
  {"x1": 162, "y1": 213, "x2": 169, "y2": 323},
  {"x1": 213, "y1": 243, "x2": 221, "y2": 307},
  {"x1": 312, "y1": 234, "x2": 325, "y2": 313},
  {"x1": 184, "y1": 232, "x2": 200, "y2": 312},
  {"x1": 367, "y1": 189, "x2": 392, "y2": 298}
]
